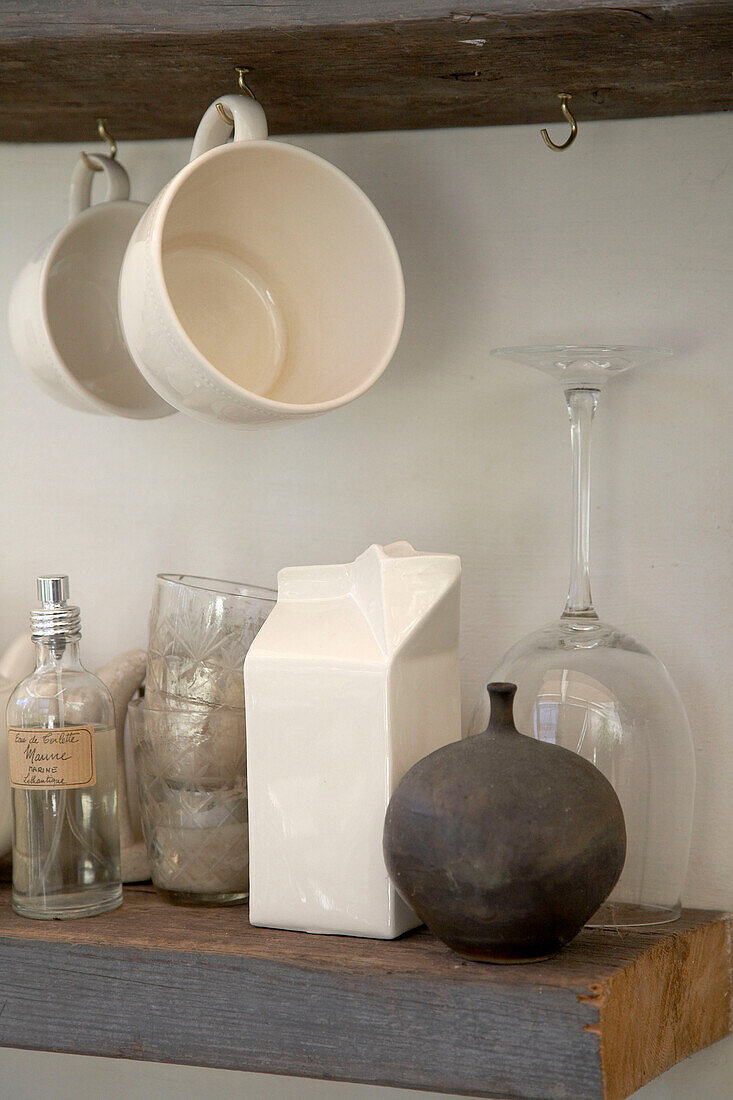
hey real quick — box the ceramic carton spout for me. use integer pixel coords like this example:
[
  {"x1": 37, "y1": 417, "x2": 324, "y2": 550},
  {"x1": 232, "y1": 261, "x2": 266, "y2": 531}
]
[{"x1": 350, "y1": 541, "x2": 461, "y2": 656}]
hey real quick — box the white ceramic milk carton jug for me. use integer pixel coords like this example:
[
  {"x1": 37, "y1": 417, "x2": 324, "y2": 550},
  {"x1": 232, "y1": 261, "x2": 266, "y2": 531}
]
[{"x1": 244, "y1": 541, "x2": 461, "y2": 938}]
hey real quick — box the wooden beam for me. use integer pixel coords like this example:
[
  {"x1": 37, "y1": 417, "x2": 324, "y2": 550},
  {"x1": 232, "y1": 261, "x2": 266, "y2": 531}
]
[
  {"x1": 0, "y1": 2, "x2": 730, "y2": 142},
  {"x1": 0, "y1": 885, "x2": 728, "y2": 1099}
]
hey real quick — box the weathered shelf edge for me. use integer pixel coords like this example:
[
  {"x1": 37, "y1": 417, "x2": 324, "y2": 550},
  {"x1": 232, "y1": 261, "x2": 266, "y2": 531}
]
[
  {"x1": 0, "y1": 886, "x2": 728, "y2": 1100},
  {"x1": 0, "y1": 1, "x2": 731, "y2": 142},
  {"x1": 596, "y1": 915, "x2": 731, "y2": 1100}
]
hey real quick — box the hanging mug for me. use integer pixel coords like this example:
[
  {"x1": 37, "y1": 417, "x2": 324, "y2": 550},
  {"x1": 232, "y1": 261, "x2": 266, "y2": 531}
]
[
  {"x1": 119, "y1": 94, "x2": 405, "y2": 428},
  {"x1": 8, "y1": 154, "x2": 174, "y2": 419}
]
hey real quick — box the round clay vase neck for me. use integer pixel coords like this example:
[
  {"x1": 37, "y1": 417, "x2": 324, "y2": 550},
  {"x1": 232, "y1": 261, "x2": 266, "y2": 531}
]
[{"x1": 484, "y1": 681, "x2": 518, "y2": 731}]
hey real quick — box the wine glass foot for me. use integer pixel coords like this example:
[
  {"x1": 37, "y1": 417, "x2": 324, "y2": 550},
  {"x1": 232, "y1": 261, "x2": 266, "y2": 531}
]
[
  {"x1": 587, "y1": 899, "x2": 681, "y2": 929},
  {"x1": 490, "y1": 344, "x2": 673, "y2": 390}
]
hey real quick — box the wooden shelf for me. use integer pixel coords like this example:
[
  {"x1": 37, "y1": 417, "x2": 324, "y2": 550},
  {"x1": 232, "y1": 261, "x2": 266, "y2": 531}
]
[
  {"x1": 0, "y1": 885, "x2": 728, "y2": 1099},
  {"x1": 0, "y1": 2, "x2": 731, "y2": 142}
]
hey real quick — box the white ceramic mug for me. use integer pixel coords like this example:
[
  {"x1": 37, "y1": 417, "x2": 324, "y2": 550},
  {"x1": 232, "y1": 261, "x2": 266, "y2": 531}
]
[
  {"x1": 8, "y1": 154, "x2": 175, "y2": 419},
  {"x1": 119, "y1": 95, "x2": 405, "y2": 428}
]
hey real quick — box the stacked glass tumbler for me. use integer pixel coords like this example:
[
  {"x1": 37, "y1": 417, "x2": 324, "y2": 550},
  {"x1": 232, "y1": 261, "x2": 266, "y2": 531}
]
[{"x1": 129, "y1": 575, "x2": 275, "y2": 904}]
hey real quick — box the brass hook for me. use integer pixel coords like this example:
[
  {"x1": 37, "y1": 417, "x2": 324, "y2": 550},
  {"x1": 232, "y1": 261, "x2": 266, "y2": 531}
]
[
  {"x1": 540, "y1": 94, "x2": 578, "y2": 152},
  {"x1": 236, "y1": 67, "x2": 256, "y2": 100},
  {"x1": 216, "y1": 67, "x2": 257, "y2": 126},
  {"x1": 80, "y1": 117, "x2": 118, "y2": 172},
  {"x1": 96, "y1": 117, "x2": 117, "y2": 159}
]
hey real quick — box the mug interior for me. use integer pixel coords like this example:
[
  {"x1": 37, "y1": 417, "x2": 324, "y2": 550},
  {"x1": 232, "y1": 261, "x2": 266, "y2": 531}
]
[
  {"x1": 44, "y1": 202, "x2": 172, "y2": 416},
  {"x1": 159, "y1": 142, "x2": 404, "y2": 407}
]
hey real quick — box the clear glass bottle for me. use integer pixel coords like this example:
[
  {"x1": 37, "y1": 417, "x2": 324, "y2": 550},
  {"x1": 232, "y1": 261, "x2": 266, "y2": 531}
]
[{"x1": 6, "y1": 576, "x2": 122, "y2": 919}]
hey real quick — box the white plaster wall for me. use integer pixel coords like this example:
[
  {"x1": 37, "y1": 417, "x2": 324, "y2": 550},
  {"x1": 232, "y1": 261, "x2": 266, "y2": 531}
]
[{"x1": 0, "y1": 110, "x2": 730, "y2": 1099}]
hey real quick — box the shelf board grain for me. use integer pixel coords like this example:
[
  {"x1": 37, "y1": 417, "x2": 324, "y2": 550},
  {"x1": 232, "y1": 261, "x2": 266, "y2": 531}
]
[
  {"x1": 0, "y1": 884, "x2": 728, "y2": 1099},
  {"x1": 0, "y1": 2, "x2": 731, "y2": 142}
]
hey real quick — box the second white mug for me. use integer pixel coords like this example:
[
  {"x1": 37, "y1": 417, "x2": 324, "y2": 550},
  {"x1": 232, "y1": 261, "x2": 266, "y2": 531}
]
[
  {"x1": 119, "y1": 94, "x2": 405, "y2": 428},
  {"x1": 9, "y1": 154, "x2": 174, "y2": 419}
]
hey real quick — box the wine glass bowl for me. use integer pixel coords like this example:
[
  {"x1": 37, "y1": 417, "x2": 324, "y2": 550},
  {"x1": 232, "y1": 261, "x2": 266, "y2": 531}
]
[{"x1": 473, "y1": 345, "x2": 695, "y2": 928}]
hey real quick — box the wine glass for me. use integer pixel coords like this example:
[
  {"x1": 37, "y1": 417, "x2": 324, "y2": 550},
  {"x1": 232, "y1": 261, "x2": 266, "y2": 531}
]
[{"x1": 471, "y1": 346, "x2": 695, "y2": 928}]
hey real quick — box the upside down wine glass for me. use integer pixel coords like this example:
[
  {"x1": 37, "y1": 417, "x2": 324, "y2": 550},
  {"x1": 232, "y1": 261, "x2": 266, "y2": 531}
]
[{"x1": 472, "y1": 347, "x2": 695, "y2": 928}]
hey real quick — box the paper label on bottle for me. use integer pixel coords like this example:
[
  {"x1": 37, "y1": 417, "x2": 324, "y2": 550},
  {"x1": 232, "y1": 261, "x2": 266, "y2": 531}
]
[{"x1": 8, "y1": 726, "x2": 96, "y2": 790}]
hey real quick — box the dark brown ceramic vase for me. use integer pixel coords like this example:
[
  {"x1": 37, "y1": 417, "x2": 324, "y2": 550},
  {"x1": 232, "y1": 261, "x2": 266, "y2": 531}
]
[{"x1": 383, "y1": 682, "x2": 626, "y2": 962}]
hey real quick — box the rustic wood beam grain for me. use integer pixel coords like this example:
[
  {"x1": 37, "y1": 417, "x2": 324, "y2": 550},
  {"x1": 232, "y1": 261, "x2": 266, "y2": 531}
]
[{"x1": 0, "y1": 2, "x2": 730, "y2": 141}]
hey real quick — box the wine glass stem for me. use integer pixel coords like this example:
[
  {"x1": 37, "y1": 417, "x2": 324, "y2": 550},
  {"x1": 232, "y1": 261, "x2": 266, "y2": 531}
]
[{"x1": 563, "y1": 387, "x2": 599, "y2": 618}]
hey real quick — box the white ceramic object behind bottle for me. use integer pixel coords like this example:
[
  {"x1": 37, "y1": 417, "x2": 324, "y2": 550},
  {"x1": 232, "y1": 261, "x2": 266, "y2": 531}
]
[
  {"x1": 95, "y1": 648, "x2": 150, "y2": 883},
  {"x1": 8, "y1": 153, "x2": 174, "y2": 419},
  {"x1": 244, "y1": 541, "x2": 461, "y2": 938},
  {"x1": 119, "y1": 94, "x2": 405, "y2": 428},
  {"x1": 0, "y1": 634, "x2": 39, "y2": 856}
]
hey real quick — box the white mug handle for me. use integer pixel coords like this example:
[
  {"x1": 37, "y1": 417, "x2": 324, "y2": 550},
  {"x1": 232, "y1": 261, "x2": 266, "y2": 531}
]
[
  {"x1": 189, "y1": 94, "x2": 268, "y2": 162},
  {"x1": 69, "y1": 154, "x2": 130, "y2": 219}
]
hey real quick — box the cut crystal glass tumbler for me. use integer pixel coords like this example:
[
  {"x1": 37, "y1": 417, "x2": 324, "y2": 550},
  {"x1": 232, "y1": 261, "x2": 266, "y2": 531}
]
[
  {"x1": 129, "y1": 698, "x2": 248, "y2": 905},
  {"x1": 147, "y1": 574, "x2": 276, "y2": 710}
]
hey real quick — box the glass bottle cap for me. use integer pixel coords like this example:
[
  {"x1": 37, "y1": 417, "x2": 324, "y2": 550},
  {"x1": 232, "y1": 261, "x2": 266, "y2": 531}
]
[
  {"x1": 37, "y1": 575, "x2": 69, "y2": 606},
  {"x1": 31, "y1": 575, "x2": 81, "y2": 640}
]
